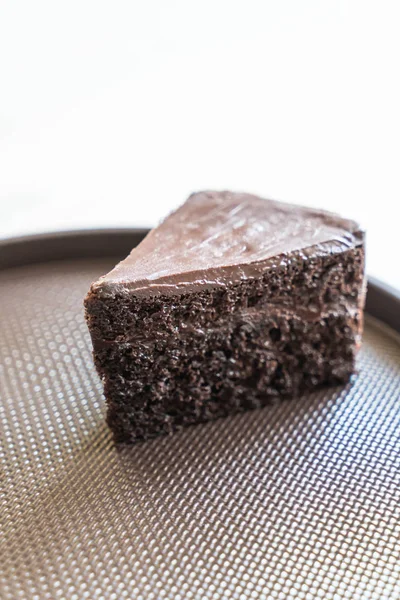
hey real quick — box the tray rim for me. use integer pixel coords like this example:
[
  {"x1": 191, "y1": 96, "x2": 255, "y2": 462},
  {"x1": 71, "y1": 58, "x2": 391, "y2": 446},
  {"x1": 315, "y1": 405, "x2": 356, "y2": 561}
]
[{"x1": 1, "y1": 229, "x2": 399, "y2": 334}]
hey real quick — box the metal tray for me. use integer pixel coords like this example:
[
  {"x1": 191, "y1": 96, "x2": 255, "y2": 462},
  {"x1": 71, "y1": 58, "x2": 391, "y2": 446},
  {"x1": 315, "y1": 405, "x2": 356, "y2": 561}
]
[{"x1": 1, "y1": 230, "x2": 400, "y2": 600}]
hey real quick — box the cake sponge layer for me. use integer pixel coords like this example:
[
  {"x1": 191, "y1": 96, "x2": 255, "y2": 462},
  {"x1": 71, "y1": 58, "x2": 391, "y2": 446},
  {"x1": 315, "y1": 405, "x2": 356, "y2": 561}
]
[{"x1": 85, "y1": 236, "x2": 365, "y2": 443}]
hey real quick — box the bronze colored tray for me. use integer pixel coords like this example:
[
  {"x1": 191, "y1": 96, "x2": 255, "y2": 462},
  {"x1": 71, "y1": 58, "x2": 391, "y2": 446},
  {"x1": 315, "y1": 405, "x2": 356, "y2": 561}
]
[{"x1": 1, "y1": 230, "x2": 400, "y2": 600}]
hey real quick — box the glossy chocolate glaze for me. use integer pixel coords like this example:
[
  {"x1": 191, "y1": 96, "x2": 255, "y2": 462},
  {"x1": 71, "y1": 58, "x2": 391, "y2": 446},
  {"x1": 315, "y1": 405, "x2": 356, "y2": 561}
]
[{"x1": 93, "y1": 191, "x2": 363, "y2": 297}]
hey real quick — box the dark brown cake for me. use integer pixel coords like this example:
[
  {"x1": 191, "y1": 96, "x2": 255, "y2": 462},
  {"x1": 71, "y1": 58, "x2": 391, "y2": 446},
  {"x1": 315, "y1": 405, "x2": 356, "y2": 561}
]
[{"x1": 85, "y1": 191, "x2": 366, "y2": 443}]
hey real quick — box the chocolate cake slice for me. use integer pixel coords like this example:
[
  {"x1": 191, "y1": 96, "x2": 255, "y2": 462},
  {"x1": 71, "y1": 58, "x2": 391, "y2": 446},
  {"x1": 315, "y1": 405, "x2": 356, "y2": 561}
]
[{"x1": 85, "y1": 191, "x2": 365, "y2": 443}]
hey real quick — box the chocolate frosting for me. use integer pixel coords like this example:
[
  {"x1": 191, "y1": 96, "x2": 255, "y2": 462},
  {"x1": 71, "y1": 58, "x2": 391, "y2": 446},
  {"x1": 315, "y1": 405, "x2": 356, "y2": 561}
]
[{"x1": 94, "y1": 191, "x2": 363, "y2": 297}]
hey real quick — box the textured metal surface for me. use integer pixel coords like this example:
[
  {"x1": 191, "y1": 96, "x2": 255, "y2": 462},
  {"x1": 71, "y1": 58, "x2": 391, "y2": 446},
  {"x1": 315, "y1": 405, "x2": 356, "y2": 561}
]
[{"x1": 1, "y1": 258, "x2": 400, "y2": 600}]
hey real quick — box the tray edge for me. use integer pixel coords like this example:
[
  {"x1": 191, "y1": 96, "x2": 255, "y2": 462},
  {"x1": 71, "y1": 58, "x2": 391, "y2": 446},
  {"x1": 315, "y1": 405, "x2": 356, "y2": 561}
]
[{"x1": 1, "y1": 230, "x2": 399, "y2": 334}]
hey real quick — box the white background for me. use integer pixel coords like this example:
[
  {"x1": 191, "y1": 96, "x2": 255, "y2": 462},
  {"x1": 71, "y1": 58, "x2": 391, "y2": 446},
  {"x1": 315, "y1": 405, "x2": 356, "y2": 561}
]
[{"x1": 0, "y1": 1, "x2": 399, "y2": 288}]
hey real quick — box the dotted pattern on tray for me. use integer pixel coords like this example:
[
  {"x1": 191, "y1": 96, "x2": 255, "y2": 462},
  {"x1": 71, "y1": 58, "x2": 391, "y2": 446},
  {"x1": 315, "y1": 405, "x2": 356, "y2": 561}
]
[{"x1": 1, "y1": 259, "x2": 400, "y2": 600}]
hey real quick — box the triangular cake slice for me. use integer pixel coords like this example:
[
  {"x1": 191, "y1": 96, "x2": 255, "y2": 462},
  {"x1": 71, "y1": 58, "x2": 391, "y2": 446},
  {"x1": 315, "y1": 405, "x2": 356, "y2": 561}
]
[{"x1": 85, "y1": 191, "x2": 365, "y2": 443}]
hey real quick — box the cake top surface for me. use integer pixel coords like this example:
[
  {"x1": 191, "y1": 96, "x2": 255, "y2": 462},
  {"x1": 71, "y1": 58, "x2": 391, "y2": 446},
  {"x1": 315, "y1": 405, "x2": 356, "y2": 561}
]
[{"x1": 95, "y1": 191, "x2": 363, "y2": 296}]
